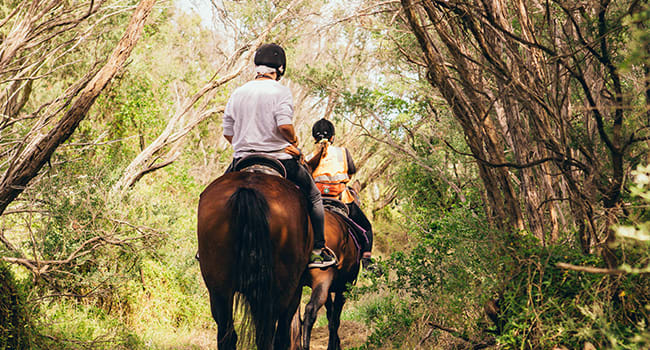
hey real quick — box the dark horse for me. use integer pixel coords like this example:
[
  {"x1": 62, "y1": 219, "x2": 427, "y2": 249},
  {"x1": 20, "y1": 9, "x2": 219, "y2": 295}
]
[
  {"x1": 299, "y1": 206, "x2": 362, "y2": 350},
  {"x1": 198, "y1": 171, "x2": 312, "y2": 349}
]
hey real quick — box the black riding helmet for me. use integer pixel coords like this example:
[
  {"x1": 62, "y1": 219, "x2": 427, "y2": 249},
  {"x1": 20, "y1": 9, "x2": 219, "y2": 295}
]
[
  {"x1": 312, "y1": 118, "x2": 335, "y2": 142},
  {"x1": 254, "y1": 43, "x2": 286, "y2": 79}
]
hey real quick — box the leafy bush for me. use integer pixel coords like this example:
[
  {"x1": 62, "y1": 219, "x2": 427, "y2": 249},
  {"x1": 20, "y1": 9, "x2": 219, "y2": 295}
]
[
  {"x1": 0, "y1": 262, "x2": 35, "y2": 350},
  {"x1": 496, "y1": 238, "x2": 649, "y2": 349},
  {"x1": 352, "y1": 296, "x2": 416, "y2": 349},
  {"x1": 353, "y1": 162, "x2": 650, "y2": 349},
  {"x1": 351, "y1": 205, "x2": 498, "y2": 348}
]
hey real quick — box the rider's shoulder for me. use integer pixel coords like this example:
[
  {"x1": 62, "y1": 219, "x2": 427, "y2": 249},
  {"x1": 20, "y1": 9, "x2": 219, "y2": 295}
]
[{"x1": 240, "y1": 79, "x2": 289, "y2": 95}]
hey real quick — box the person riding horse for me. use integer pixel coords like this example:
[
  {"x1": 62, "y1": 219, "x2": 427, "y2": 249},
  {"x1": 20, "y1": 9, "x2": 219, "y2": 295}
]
[
  {"x1": 306, "y1": 118, "x2": 373, "y2": 268},
  {"x1": 221, "y1": 44, "x2": 336, "y2": 268}
]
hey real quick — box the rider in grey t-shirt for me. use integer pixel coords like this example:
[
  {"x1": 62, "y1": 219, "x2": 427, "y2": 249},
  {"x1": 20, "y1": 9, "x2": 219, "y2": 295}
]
[
  {"x1": 223, "y1": 79, "x2": 293, "y2": 160},
  {"x1": 221, "y1": 43, "x2": 336, "y2": 269}
]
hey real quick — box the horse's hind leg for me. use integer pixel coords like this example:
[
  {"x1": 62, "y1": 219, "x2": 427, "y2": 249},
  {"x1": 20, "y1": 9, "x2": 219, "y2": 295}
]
[
  {"x1": 275, "y1": 287, "x2": 302, "y2": 350},
  {"x1": 303, "y1": 277, "x2": 333, "y2": 349},
  {"x1": 326, "y1": 291, "x2": 346, "y2": 350},
  {"x1": 209, "y1": 290, "x2": 237, "y2": 350}
]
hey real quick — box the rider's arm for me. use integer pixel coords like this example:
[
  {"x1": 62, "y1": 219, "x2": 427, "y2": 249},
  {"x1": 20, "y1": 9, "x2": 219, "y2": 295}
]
[
  {"x1": 306, "y1": 144, "x2": 326, "y2": 171},
  {"x1": 345, "y1": 148, "x2": 357, "y2": 175},
  {"x1": 276, "y1": 88, "x2": 300, "y2": 156},
  {"x1": 223, "y1": 98, "x2": 235, "y2": 144},
  {"x1": 278, "y1": 123, "x2": 301, "y2": 157},
  {"x1": 278, "y1": 124, "x2": 299, "y2": 145}
]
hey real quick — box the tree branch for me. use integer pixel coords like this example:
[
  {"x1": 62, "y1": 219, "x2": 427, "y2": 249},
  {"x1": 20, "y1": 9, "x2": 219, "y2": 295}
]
[
  {"x1": 556, "y1": 262, "x2": 626, "y2": 274},
  {"x1": 442, "y1": 139, "x2": 589, "y2": 172},
  {"x1": 0, "y1": 0, "x2": 157, "y2": 216}
]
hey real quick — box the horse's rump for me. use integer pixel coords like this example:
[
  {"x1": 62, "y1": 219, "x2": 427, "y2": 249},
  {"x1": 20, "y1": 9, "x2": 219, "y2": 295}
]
[
  {"x1": 198, "y1": 172, "x2": 312, "y2": 349},
  {"x1": 324, "y1": 211, "x2": 361, "y2": 274}
]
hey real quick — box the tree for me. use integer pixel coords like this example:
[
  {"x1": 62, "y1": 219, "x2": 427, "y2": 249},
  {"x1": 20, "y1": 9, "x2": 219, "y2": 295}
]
[
  {"x1": 0, "y1": 0, "x2": 157, "y2": 216},
  {"x1": 394, "y1": 0, "x2": 650, "y2": 266},
  {"x1": 110, "y1": 0, "x2": 307, "y2": 194}
]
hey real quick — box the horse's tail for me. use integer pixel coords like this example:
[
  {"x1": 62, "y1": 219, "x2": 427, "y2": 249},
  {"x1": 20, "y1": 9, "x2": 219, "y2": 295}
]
[{"x1": 227, "y1": 187, "x2": 274, "y2": 347}]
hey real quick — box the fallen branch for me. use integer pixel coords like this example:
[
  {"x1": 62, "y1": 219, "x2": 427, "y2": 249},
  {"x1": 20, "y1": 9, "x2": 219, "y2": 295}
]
[
  {"x1": 556, "y1": 262, "x2": 650, "y2": 274},
  {"x1": 556, "y1": 262, "x2": 624, "y2": 274},
  {"x1": 427, "y1": 322, "x2": 495, "y2": 350}
]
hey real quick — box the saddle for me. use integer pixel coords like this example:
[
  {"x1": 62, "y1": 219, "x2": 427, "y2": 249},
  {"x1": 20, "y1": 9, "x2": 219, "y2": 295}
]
[
  {"x1": 233, "y1": 155, "x2": 287, "y2": 178},
  {"x1": 322, "y1": 197, "x2": 349, "y2": 216},
  {"x1": 322, "y1": 198, "x2": 368, "y2": 260}
]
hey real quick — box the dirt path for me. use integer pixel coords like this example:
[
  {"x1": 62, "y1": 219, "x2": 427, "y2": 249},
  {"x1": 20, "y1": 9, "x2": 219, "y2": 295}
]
[
  {"x1": 186, "y1": 319, "x2": 367, "y2": 350},
  {"x1": 309, "y1": 320, "x2": 368, "y2": 349}
]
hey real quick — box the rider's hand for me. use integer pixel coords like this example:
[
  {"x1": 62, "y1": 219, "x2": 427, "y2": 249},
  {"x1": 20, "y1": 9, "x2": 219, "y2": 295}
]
[
  {"x1": 317, "y1": 140, "x2": 328, "y2": 157},
  {"x1": 284, "y1": 144, "x2": 301, "y2": 157}
]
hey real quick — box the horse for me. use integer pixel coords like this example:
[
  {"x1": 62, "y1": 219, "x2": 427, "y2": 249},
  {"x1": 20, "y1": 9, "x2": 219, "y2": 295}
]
[
  {"x1": 197, "y1": 170, "x2": 312, "y2": 350},
  {"x1": 299, "y1": 202, "x2": 363, "y2": 350}
]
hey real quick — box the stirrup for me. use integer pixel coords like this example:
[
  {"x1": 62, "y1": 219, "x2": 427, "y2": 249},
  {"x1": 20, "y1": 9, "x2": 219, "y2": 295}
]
[
  {"x1": 324, "y1": 246, "x2": 338, "y2": 262},
  {"x1": 308, "y1": 247, "x2": 337, "y2": 268}
]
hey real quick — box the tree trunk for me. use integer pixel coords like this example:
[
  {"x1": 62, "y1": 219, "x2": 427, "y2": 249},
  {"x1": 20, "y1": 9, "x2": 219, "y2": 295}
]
[{"x1": 0, "y1": 0, "x2": 157, "y2": 216}]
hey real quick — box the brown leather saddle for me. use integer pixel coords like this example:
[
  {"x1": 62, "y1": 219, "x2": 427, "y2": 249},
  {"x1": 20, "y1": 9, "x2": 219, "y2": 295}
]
[
  {"x1": 233, "y1": 155, "x2": 287, "y2": 178},
  {"x1": 322, "y1": 197, "x2": 349, "y2": 216}
]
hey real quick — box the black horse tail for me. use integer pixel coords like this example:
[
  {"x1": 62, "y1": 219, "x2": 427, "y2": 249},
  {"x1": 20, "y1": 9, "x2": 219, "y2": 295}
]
[{"x1": 227, "y1": 187, "x2": 274, "y2": 347}]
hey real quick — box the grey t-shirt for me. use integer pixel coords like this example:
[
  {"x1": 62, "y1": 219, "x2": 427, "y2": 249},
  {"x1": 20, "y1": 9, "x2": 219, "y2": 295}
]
[{"x1": 222, "y1": 79, "x2": 293, "y2": 160}]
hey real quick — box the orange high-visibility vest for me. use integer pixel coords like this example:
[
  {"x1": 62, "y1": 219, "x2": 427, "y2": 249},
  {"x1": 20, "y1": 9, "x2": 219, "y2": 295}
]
[
  {"x1": 311, "y1": 146, "x2": 356, "y2": 203},
  {"x1": 312, "y1": 146, "x2": 349, "y2": 184}
]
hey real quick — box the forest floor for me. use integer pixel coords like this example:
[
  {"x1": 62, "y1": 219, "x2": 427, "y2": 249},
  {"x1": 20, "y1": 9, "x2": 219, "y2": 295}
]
[
  {"x1": 181, "y1": 319, "x2": 368, "y2": 349},
  {"x1": 309, "y1": 320, "x2": 369, "y2": 349}
]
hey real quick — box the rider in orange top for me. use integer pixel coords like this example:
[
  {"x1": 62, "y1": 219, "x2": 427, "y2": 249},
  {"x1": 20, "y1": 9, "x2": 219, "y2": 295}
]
[{"x1": 307, "y1": 119, "x2": 373, "y2": 267}]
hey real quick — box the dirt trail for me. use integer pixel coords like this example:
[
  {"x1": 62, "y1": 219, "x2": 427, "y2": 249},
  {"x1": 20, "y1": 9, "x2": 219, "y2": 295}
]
[
  {"x1": 188, "y1": 319, "x2": 368, "y2": 349},
  {"x1": 309, "y1": 320, "x2": 368, "y2": 349}
]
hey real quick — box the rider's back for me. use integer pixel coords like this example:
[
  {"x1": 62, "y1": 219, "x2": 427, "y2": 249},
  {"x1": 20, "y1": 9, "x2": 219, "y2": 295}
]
[{"x1": 223, "y1": 79, "x2": 293, "y2": 159}]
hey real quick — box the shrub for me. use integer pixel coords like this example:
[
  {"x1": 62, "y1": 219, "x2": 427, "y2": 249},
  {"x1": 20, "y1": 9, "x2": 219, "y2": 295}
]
[{"x1": 0, "y1": 262, "x2": 35, "y2": 350}]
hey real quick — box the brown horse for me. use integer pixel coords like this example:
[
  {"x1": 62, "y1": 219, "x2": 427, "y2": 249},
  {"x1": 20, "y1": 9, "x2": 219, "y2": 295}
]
[
  {"x1": 197, "y1": 171, "x2": 312, "y2": 350},
  {"x1": 300, "y1": 206, "x2": 362, "y2": 350}
]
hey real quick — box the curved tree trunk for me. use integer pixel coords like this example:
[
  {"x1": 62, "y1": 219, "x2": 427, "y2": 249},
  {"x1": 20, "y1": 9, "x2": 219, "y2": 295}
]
[{"x1": 0, "y1": 0, "x2": 157, "y2": 216}]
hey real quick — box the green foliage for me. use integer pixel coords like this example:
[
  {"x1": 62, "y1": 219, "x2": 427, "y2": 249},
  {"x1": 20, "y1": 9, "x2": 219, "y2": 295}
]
[
  {"x1": 0, "y1": 6, "x2": 219, "y2": 347},
  {"x1": 337, "y1": 86, "x2": 429, "y2": 129},
  {"x1": 353, "y1": 159, "x2": 650, "y2": 349},
  {"x1": 354, "y1": 212, "x2": 650, "y2": 349},
  {"x1": 621, "y1": 4, "x2": 650, "y2": 70},
  {"x1": 496, "y1": 236, "x2": 649, "y2": 349},
  {"x1": 0, "y1": 262, "x2": 35, "y2": 350},
  {"x1": 351, "y1": 205, "x2": 497, "y2": 348},
  {"x1": 94, "y1": 73, "x2": 166, "y2": 166},
  {"x1": 110, "y1": 76, "x2": 163, "y2": 138},
  {"x1": 352, "y1": 296, "x2": 416, "y2": 349},
  {"x1": 39, "y1": 300, "x2": 144, "y2": 350},
  {"x1": 397, "y1": 162, "x2": 462, "y2": 215}
]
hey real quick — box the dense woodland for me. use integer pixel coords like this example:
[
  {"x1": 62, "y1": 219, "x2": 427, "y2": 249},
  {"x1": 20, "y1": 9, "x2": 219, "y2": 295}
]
[{"x1": 0, "y1": 0, "x2": 649, "y2": 349}]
